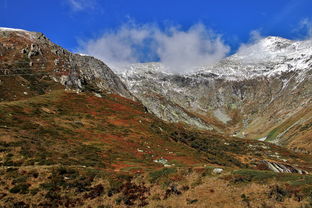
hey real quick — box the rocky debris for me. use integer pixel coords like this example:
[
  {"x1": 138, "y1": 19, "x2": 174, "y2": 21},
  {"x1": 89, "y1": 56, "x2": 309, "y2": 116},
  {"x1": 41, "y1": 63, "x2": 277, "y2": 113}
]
[
  {"x1": 54, "y1": 59, "x2": 59, "y2": 66},
  {"x1": 153, "y1": 158, "x2": 171, "y2": 167},
  {"x1": 41, "y1": 107, "x2": 56, "y2": 114},
  {"x1": 212, "y1": 168, "x2": 224, "y2": 174},
  {"x1": 262, "y1": 160, "x2": 308, "y2": 174},
  {"x1": 27, "y1": 44, "x2": 42, "y2": 58},
  {"x1": 153, "y1": 158, "x2": 167, "y2": 164}
]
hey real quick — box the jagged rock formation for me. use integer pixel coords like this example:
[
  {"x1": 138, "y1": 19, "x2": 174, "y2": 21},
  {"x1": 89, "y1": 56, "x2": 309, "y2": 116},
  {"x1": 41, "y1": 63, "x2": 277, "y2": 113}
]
[
  {"x1": 0, "y1": 27, "x2": 134, "y2": 101},
  {"x1": 119, "y1": 37, "x2": 312, "y2": 150}
]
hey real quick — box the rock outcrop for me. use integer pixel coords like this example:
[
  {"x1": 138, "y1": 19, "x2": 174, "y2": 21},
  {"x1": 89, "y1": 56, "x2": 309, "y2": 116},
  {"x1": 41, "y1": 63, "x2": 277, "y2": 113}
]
[
  {"x1": 262, "y1": 160, "x2": 308, "y2": 174},
  {"x1": 0, "y1": 27, "x2": 134, "y2": 101}
]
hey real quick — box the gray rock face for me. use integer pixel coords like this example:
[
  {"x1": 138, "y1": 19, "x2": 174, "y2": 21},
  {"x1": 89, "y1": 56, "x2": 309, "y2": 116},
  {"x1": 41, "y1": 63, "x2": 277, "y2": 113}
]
[
  {"x1": 71, "y1": 54, "x2": 133, "y2": 99},
  {"x1": 137, "y1": 91, "x2": 214, "y2": 130},
  {"x1": 118, "y1": 63, "x2": 216, "y2": 130}
]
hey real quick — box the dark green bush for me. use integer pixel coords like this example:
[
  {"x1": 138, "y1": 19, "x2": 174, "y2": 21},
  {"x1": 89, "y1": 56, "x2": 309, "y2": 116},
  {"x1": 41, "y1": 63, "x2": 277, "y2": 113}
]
[{"x1": 9, "y1": 183, "x2": 30, "y2": 194}]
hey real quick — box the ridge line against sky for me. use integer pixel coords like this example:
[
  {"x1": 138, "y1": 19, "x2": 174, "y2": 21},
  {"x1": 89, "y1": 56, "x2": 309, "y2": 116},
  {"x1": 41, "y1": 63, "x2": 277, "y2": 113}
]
[{"x1": 1, "y1": 0, "x2": 312, "y2": 72}]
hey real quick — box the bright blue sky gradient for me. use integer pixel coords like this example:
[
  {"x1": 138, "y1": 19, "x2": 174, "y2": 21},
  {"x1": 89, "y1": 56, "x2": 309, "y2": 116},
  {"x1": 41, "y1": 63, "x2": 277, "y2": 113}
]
[{"x1": 1, "y1": 0, "x2": 312, "y2": 54}]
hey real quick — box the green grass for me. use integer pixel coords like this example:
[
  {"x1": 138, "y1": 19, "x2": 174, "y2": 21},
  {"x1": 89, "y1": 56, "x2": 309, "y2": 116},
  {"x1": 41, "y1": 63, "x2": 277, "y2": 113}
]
[
  {"x1": 149, "y1": 167, "x2": 177, "y2": 183},
  {"x1": 233, "y1": 169, "x2": 278, "y2": 182},
  {"x1": 266, "y1": 128, "x2": 279, "y2": 141},
  {"x1": 233, "y1": 169, "x2": 312, "y2": 187}
]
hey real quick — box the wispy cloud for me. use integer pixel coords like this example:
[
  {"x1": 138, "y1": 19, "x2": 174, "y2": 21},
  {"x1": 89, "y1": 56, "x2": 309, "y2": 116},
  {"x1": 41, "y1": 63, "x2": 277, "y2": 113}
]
[
  {"x1": 237, "y1": 30, "x2": 263, "y2": 51},
  {"x1": 66, "y1": 0, "x2": 97, "y2": 12},
  {"x1": 298, "y1": 18, "x2": 312, "y2": 39},
  {"x1": 235, "y1": 30, "x2": 267, "y2": 63},
  {"x1": 79, "y1": 23, "x2": 230, "y2": 73}
]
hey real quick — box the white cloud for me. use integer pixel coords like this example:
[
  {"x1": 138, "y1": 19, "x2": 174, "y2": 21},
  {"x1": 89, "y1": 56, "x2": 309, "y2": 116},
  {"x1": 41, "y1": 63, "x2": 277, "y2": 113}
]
[
  {"x1": 249, "y1": 30, "x2": 263, "y2": 43},
  {"x1": 67, "y1": 0, "x2": 97, "y2": 12},
  {"x1": 298, "y1": 18, "x2": 312, "y2": 39},
  {"x1": 79, "y1": 23, "x2": 230, "y2": 73},
  {"x1": 235, "y1": 30, "x2": 266, "y2": 63},
  {"x1": 154, "y1": 24, "x2": 230, "y2": 73},
  {"x1": 237, "y1": 30, "x2": 263, "y2": 53},
  {"x1": 79, "y1": 24, "x2": 153, "y2": 66}
]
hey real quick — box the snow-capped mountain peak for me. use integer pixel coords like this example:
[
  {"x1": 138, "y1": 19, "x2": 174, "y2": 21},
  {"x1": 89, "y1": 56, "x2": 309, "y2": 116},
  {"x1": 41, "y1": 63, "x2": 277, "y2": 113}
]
[
  {"x1": 194, "y1": 37, "x2": 312, "y2": 80},
  {"x1": 118, "y1": 37, "x2": 312, "y2": 82},
  {"x1": 231, "y1": 36, "x2": 311, "y2": 63},
  {"x1": 119, "y1": 36, "x2": 312, "y2": 135}
]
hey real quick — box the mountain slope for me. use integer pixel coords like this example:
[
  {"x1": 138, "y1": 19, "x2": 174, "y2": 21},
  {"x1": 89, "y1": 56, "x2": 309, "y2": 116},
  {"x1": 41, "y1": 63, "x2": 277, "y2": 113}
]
[
  {"x1": 2, "y1": 90, "x2": 312, "y2": 207},
  {"x1": 0, "y1": 27, "x2": 133, "y2": 101},
  {"x1": 120, "y1": 37, "x2": 312, "y2": 151},
  {"x1": 2, "y1": 28, "x2": 312, "y2": 207}
]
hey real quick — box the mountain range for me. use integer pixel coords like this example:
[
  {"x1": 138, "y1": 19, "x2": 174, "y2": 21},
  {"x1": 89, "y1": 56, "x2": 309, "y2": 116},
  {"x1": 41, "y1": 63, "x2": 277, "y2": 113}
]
[
  {"x1": 119, "y1": 36, "x2": 312, "y2": 152},
  {"x1": 0, "y1": 27, "x2": 312, "y2": 207}
]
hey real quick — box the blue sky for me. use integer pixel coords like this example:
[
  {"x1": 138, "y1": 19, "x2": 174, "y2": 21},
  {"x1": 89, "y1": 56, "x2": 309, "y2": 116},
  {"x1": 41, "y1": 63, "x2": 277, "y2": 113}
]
[{"x1": 1, "y1": 0, "x2": 312, "y2": 69}]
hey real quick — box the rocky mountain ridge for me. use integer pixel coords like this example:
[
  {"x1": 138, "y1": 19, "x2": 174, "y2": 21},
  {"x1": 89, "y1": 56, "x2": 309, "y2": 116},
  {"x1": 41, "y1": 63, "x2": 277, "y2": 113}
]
[
  {"x1": 0, "y1": 27, "x2": 134, "y2": 101},
  {"x1": 119, "y1": 36, "x2": 312, "y2": 151}
]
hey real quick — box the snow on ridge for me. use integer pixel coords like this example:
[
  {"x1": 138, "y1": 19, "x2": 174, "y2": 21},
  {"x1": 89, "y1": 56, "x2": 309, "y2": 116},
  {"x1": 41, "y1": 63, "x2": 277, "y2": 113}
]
[
  {"x1": 231, "y1": 36, "x2": 312, "y2": 63},
  {"x1": 0, "y1": 27, "x2": 28, "y2": 32},
  {"x1": 120, "y1": 36, "x2": 312, "y2": 82},
  {"x1": 117, "y1": 62, "x2": 171, "y2": 77},
  {"x1": 193, "y1": 37, "x2": 312, "y2": 81},
  {"x1": 0, "y1": 27, "x2": 37, "y2": 40},
  {"x1": 78, "y1": 53, "x2": 89, "y2": 57}
]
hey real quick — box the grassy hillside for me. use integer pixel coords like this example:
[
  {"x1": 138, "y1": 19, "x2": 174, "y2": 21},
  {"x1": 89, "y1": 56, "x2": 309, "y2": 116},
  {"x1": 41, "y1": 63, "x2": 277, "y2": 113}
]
[
  {"x1": 260, "y1": 104, "x2": 312, "y2": 152},
  {"x1": 1, "y1": 90, "x2": 312, "y2": 207}
]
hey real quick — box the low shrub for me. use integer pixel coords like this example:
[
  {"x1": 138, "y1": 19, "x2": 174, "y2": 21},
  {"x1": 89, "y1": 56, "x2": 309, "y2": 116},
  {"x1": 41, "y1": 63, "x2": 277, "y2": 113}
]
[
  {"x1": 9, "y1": 183, "x2": 30, "y2": 194},
  {"x1": 149, "y1": 168, "x2": 177, "y2": 183}
]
